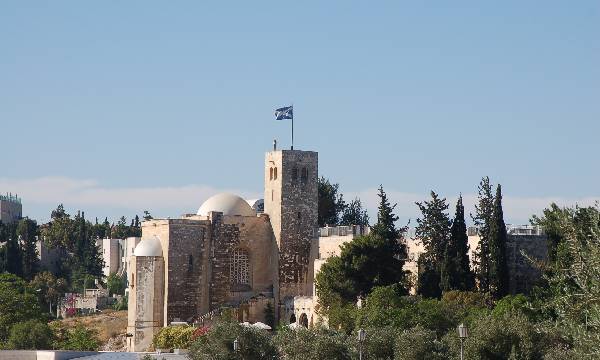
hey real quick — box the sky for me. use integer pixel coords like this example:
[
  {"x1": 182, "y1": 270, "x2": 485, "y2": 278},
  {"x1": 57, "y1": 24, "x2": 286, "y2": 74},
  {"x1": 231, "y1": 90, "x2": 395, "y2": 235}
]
[{"x1": 1, "y1": 1, "x2": 599, "y2": 225}]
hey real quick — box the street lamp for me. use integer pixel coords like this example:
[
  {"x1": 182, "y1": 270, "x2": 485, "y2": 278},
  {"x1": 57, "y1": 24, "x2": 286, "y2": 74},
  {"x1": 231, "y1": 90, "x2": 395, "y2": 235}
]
[
  {"x1": 233, "y1": 338, "x2": 239, "y2": 352},
  {"x1": 357, "y1": 328, "x2": 366, "y2": 360},
  {"x1": 457, "y1": 323, "x2": 468, "y2": 360}
]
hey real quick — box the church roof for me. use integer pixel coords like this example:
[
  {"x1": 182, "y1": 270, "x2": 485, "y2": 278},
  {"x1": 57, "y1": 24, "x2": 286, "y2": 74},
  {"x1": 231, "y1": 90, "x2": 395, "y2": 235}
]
[
  {"x1": 133, "y1": 235, "x2": 163, "y2": 257},
  {"x1": 197, "y1": 193, "x2": 256, "y2": 217}
]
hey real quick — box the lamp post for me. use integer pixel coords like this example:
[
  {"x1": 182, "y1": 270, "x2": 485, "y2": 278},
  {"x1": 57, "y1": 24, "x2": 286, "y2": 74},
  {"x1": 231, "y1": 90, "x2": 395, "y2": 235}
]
[
  {"x1": 233, "y1": 338, "x2": 239, "y2": 353},
  {"x1": 457, "y1": 323, "x2": 468, "y2": 360},
  {"x1": 357, "y1": 328, "x2": 366, "y2": 360}
]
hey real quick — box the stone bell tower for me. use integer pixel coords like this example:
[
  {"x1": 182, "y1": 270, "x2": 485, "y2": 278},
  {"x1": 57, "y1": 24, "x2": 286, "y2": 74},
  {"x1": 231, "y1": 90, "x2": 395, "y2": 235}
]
[{"x1": 264, "y1": 147, "x2": 318, "y2": 299}]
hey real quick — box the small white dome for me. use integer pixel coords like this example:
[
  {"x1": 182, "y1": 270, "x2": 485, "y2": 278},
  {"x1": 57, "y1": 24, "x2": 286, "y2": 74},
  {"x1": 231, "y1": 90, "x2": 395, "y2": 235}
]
[
  {"x1": 197, "y1": 193, "x2": 256, "y2": 217},
  {"x1": 134, "y1": 236, "x2": 163, "y2": 257}
]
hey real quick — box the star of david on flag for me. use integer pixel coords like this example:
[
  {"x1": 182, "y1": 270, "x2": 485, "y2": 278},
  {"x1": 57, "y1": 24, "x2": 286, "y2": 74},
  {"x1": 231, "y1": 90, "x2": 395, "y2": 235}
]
[{"x1": 275, "y1": 106, "x2": 293, "y2": 120}]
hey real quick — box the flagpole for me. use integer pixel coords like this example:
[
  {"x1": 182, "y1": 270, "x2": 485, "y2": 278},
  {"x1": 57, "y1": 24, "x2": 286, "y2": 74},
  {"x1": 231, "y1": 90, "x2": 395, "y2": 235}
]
[{"x1": 291, "y1": 104, "x2": 294, "y2": 150}]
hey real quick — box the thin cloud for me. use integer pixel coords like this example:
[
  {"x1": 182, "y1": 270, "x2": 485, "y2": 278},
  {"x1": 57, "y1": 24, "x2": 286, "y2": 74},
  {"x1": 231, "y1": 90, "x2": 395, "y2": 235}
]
[{"x1": 1, "y1": 177, "x2": 598, "y2": 226}]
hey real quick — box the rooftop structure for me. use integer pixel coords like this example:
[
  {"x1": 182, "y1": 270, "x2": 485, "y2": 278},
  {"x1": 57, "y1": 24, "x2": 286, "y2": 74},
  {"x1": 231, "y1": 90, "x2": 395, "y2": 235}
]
[{"x1": 0, "y1": 193, "x2": 22, "y2": 224}]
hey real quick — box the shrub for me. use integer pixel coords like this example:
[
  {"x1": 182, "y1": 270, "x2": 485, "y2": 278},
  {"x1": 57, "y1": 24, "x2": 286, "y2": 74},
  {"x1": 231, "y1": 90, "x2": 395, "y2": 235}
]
[
  {"x1": 395, "y1": 325, "x2": 447, "y2": 360},
  {"x1": 443, "y1": 311, "x2": 544, "y2": 360},
  {"x1": 274, "y1": 327, "x2": 350, "y2": 360},
  {"x1": 5, "y1": 320, "x2": 53, "y2": 350},
  {"x1": 51, "y1": 323, "x2": 99, "y2": 351},
  {"x1": 188, "y1": 321, "x2": 278, "y2": 360},
  {"x1": 153, "y1": 325, "x2": 196, "y2": 350}
]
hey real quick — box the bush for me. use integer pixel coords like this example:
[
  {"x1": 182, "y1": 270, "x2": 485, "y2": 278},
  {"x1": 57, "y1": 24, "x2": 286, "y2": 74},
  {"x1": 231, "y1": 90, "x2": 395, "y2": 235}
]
[
  {"x1": 395, "y1": 325, "x2": 447, "y2": 360},
  {"x1": 153, "y1": 325, "x2": 196, "y2": 350},
  {"x1": 443, "y1": 311, "x2": 544, "y2": 360},
  {"x1": 51, "y1": 323, "x2": 99, "y2": 351},
  {"x1": 274, "y1": 327, "x2": 350, "y2": 360},
  {"x1": 5, "y1": 320, "x2": 53, "y2": 350},
  {"x1": 188, "y1": 320, "x2": 278, "y2": 360},
  {"x1": 353, "y1": 326, "x2": 399, "y2": 360}
]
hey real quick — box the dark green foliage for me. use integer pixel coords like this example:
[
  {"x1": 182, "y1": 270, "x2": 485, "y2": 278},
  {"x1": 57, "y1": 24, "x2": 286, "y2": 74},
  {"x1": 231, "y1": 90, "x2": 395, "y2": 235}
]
[
  {"x1": 441, "y1": 196, "x2": 475, "y2": 292},
  {"x1": 318, "y1": 177, "x2": 346, "y2": 227},
  {"x1": 106, "y1": 273, "x2": 126, "y2": 296},
  {"x1": 274, "y1": 327, "x2": 351, "y2": 360},
  {"x1": 488, "y1": 185, "x2": 509, "y2": 299},
  {"x1": 0, "y1": 273, "x2": 45, "y2": 342},
  {"x1": 472, "y1": 177, "x2": 494, "y2": 293},
  {"x1": 5, "y1": 320, "x2": 53, "y2": 350},
  {"x1": 30, "y1": 271, "x2": 68, "y2": 317},
  {"x1": 17, "y1": 218, "x2": 39, "y2": 280},
  {"x1": 415, "y1": 191, "x2": 450, "y2": 297},
  {"x1": 340, "y1": 198, "x2": 369, "y2": 226},
  {"x1": 444, "y1": 311, "x2": 544, "y2": 360},
  {"x1": 417, "y1": 254, "x2": 441, "y2": 298},
  {"x1": 1, "y1": 221, "x2": 22, "y2": 276},
  {"x1": 264, "y1": 302, "x2": 275, "y2": 328},
  {"x1": 395, "y1": 326, "x2": 447, "y2": 360},
  {"x1": 530, "y1": 203, "x2": 574, "y2": 263},
  {"x1": 188, "y1": 320, "x2": 278, "y2": 360},
  {"x1": 316, "y1": 235, "x2": 408, "y2": 324},
  {"x1": 51, "y1": 324, "x2": 99, "y2": 351}
]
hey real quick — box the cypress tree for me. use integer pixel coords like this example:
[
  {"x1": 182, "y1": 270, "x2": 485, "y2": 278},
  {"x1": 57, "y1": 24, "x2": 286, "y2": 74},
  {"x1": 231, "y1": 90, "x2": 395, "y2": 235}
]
[
  {"x1": 441, "y1": 195, "x2": 475, "y2": 291},
  {"x1": 17, "y1": 218, "x2": 39, "y2": 280},
  {"x1": 415, "y1": 191, "x2": 451, "y2": 298},
  {"x1": 472, "y1": 177, "x2": 494, "y2": 293},
  {"x1": 489, "y1": 185, "x2": 509, "y2": 299}
]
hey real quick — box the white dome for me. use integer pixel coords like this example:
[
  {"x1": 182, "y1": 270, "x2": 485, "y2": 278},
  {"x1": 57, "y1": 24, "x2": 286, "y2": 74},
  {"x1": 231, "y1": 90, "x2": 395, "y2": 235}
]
[
  {"x1": 197, "y1": 193, "x2": 256, "y2": 217},
  {"x1": 134, "y1": 236, "x2": 163, "y2": 257}
]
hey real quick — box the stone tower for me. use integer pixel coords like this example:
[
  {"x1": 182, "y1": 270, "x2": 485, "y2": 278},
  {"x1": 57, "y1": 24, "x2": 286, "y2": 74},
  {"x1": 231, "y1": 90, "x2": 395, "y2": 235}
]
[{"x1": 264, "y1": 149, "x2": 318, "y2": 298}]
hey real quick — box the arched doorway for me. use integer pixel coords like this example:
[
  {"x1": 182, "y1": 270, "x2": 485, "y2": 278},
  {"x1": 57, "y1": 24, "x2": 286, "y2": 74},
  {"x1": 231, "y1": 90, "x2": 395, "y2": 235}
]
[
  {"x1": 299, "y1": 313, "x2": 308, "y2": 328},
  {"x1": 290, "y1": 314, "x2": 296, "y2": 324}
]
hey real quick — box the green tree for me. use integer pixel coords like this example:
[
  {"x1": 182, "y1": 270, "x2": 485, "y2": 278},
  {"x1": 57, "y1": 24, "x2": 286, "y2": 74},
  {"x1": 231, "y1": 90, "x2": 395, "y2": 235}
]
[
  {"x1": 530, "y1": 203, "x2": 574, "y2": 263},
  {"x1": 318, "y1": 177, "x2": 346, "y2": 227},
  {"x1": 395, "y1": 325, "x2": 447, "y2": 360},
  {"x1": 415, "y1": 191, "x2": 451, "y2": 298},
  {"x1": 274, "y1": 327, "x2": 350, "y2": 360},
  {"x1": 0, "y1": 273, "x2": 45, "y2": 342},
  {"x1": 441, "y1": 195, "x2": 475, "y2": 292},
  {"x1": 106, "y1": 273, "x2": 126, "y2": 296},
  {"x1": 30, "y1": 271, "x2": 68, "y2": 317},
  {"x1": 534, "y1": 205, "x2": 600, "y2": 356},
  {"x1": 55, "y1": 325, "x2": 99, "y2": 351},
  {"x1": 143, "y1": 210, "x2": 154, "y2": 221},
  {"x1": 17, "y1": 218, "x2": 39, "y2": 280},
  {"x1": 188, "y1": 320, "x2": 278, "y2": 360},
  {"x1": 5, "y1": 320, "x2": 53, "y2": 350},
  {"x1": 339, "y1": 198, "x2": 369, "y2": 226},
  {"x1": 488, "y1": 185, "x2": 509, "y2": 299},
  {"x1": 153, "y1": 325, "x2": 196, "y2": 350},
  {"x1": 471, "y1": 177, "x2": 494, "y2": 293}
]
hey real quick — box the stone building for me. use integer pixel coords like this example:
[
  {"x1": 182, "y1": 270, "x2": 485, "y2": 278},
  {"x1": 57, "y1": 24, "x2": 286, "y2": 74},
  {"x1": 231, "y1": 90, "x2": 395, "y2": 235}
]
[
  {"x1": 0, "y1": 193, "x2": 22, "y2": 224},
  {"x1": 127, "y1": 148, "x2": 319, "y2": 351}
]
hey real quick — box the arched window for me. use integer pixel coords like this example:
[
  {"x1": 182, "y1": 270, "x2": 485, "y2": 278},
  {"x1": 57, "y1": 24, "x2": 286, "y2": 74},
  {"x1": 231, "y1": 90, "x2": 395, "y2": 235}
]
[
  {"x1": 301, "y1": 168, "x2": 308, "y2": 184},
  {"x1": 292, "y1": 168, "x2": 298, "y2": 182},
  {"x1": 299, "y1": 313, "x2": 309, "y2": 328},
  {"x1": 269, "y1": 168, "x2": 273, "y2": 180},
  {"x1": 274, "y1": 167, "x2": 278, "y2": 180},
  {"x1": 231, "y1": 248, "x2": 250, "y2": 287}
]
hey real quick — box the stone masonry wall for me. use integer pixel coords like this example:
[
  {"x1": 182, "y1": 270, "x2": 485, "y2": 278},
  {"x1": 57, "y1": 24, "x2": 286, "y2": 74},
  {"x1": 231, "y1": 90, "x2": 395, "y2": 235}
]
[
  {"x1": 166, "y1": 220, "x2": 208, "y2": 323},
  {"x1": 265, "y1": 150, "x2": 318, "y2": 298},
  {"x1": 506, "y1": 235, "x2": 548, "y2": 294},
  {"x1": 209, "y1": 212, "x2": 242, "y2": 310}
]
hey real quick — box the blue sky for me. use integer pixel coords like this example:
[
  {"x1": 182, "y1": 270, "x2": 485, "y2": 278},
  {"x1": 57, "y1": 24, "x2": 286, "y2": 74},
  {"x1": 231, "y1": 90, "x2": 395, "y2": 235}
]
[{"x1": 1, "y1": 1, "x2": 599, "y2": 225}]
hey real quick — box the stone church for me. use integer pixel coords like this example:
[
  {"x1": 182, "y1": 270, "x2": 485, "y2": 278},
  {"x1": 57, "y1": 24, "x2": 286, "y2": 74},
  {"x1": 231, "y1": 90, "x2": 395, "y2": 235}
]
[{"x1": 127, "y1": 147, "x2": 319, "y2": 351}]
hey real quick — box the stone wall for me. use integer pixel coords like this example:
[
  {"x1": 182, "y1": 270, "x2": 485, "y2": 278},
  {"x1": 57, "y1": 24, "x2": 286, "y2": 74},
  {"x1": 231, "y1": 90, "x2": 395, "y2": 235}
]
[
  {"x1": 506, "y1": 235, "x2": 548, "y2": 294},
  {"x1": 166, "y1": 220, "x2": 207, "y2": 323}
]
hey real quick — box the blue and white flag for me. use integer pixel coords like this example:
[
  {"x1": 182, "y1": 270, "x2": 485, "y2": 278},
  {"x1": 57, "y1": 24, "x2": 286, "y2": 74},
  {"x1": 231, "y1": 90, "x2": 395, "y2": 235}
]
[{"x1": 275, "y1": 106, "x2": 293, "y2": 120}]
